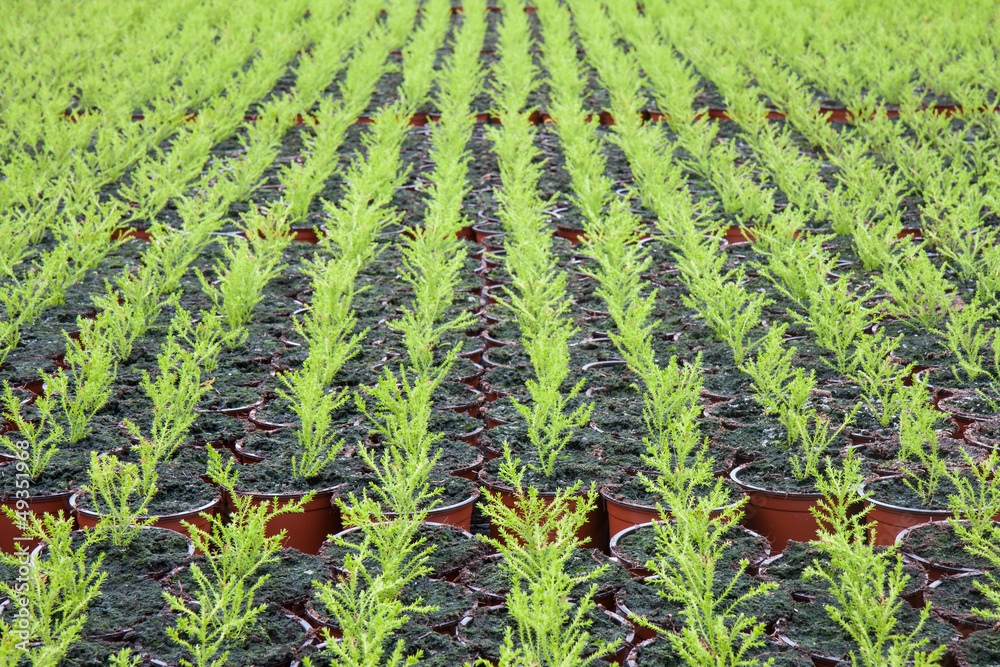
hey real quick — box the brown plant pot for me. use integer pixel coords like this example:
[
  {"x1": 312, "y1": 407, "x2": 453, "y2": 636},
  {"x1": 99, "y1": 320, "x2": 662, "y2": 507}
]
[
  {"x1": 964, "y1": 418, "x2": 1000, "y2": 450},
  {"x1": 419, "y1": 487, "x2": 480, "y2": 532},
  {"x1": 327, "y1": 521, "x2": 478, "y2": 582},
  {"x1": 447, "y1": 448, "x2": 485, "y2": 481},
  {"x1": 601, "y1": 487, "x2": 662, "y2": 538},
  {"x1": 860, "y1": 476, "x2": 953, "y2": 547},
  {"x1": 478, "y1": 471, "x2": 609, "y2": 552},
  {"x1": 0, "y1": 490, "x2": 75, "y2": 554},
  {"x1": 615, "y1": 587, "x2": 660, "y2": 642},
  {"x1": 71, "y1": 491, "x2": 220, "y2": 552},
  {"x1": 600, "y1": 487, "x2": 733, "y2": 543},
  {"x1": 926, "y1": 572, "x2": 994, "y2": 638},
  {"x1": 896, "y1": 520, "x2": 985, "y2": 581},
  {"x1": 248, "y1": 405, "x2": 297, "y2": 430},
  {"x1": 937, "y1": 392, "x2": 995, "y2": 435},
  {"x1": 730, "y1": 463, "x2": 823, "y2": 553},
  {"x1": 232, "y1": 486, "x2": 344, "y2": 555},
  {"x1": 458, "y1": 604, "x2": 634, "y2": 665}
]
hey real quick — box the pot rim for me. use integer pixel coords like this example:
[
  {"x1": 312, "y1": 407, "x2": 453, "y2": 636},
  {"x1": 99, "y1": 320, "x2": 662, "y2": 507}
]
[
  {"x1": 858, "y1": 475, "x2": 953, "y2": 516},
  {"x1": 71, "y1": 490, "x2": 221, "y2": 522},
  {"x1": 730, "y1": 463, "x2": 823, "y2": 499},
  {"x1": 895, "y1": 519, "x2": 985, "y2": 574}
]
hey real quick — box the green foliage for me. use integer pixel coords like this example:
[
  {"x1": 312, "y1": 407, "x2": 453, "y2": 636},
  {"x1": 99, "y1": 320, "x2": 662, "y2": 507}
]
[
  {"x1": 938, "y1": 297, "x2": 997, "y2": 382},
  {"x1": 799, "y1": 278, "x2": 877, "y2": 374},
  {"x1": 83, "y1": 451, "x2": 156, "y2": 547},
  {"x1": 353, "y1": 362, "x2": 451, "y2": 516},
  {"x1": 878, "y1": 249, "x2": 955, "y2": 330},
  {"x1": 197, "y1": 205, "x2": 290, "y2": 335},
  {"x1": 807, "y1": 457, "x2": 947, "y2": 667},
  {"x1": 947, "y1": 450, "x2": 1000, "y2": 620},
  {"x1": 849, "y1": 333, "x2": 913, "y2": 427},
  {"x1": 0, "y1": 383, "x2": 62, "y2": 479},
  {"x1": 136, "y1": 329, "x2": 212, "y2": 460},
  {"x1": 480, "y1": 463, "x2": 618, "y2": 667},
  {"x1": 0, "y1": 511, "x2": 106, "y2": 667},
  {"x1": 739, "y1": 324, "x2": 796, "y2": 414},
  {"x1": 682, "y1": 268, "x2": 770, "y2": 365},
  {"x1": 277, "y1": 366, "x2": 348, "y2": 479},
  {"x1": 308, "y1": 510, "x2": 432, "y2": 667},
  {"x1": 294, "y1": 256, "x2": 367, "y2": 385},
  {"x1": 511, "y1": 325, "x2": 593, "y2": 478},
  {"x1": 643, "y1": 482, "x2": 772, "y2": 667},
  {"x1": 43, "y1": 335, "x2": 117, "y2": 443},
  {"x1": 90, "y1": 268, "x2": 177, "y2": 361},
  {"x1": 163, "y1": 448, "x2": 312, "y2": 667}
]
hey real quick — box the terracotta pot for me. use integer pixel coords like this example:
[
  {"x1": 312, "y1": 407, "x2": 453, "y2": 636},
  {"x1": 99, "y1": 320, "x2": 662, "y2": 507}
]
[
  {"x1": 860, "y1": 476, "x2": 953, "y2": 547},
  {"x1": 937, "y1": 392, "x2": 995, "y2": 435},
  {"x1": 304, "y1": 580, "x2": 470, "y2": 636},
  {"x1": 775, "y1": 621, "x2": 845, "y2": 667},
  {"x1": 730, "y1": 463, "x2": 823, "y2": 553},
  {"x1": 289, "y1": 226, "x2": 323, "y2": 243},
  {"x1": 478, "y1": 471, "x2": 609, "y2": 552},
  {"x1": 601, "y1": 482, "x2": 737, "y2": 545},
  {"x1": 248, "y1": 405, "x2": 297, "y2": 430},
  {"x1": 0, "y1": 490, "x2": 75, "y2": 554},
  {"x1": 926, "y1": 572, "x2": 993, "y2": 638},
  {"x1": 71, "y1": 491, "x2": 221, "y2": 551},
  {"x1": 458, "y1": 604, "x2": 633, "y2": 665},
  {"x1": 416, "y1": 487, "x2": 480, "y2": 531},
  {"x1": 896, "y1": 520, "x2": 984, "y2": 581},
  {"x1": 615, "y1": 587, "x2": 660, "y2": 642},
  {"x1": 213, "y1": 398, "x2": 265, "y2": 418},
  {"x1": 353, "y1": 488, "x2": 480, "y2": 533},
  {"x1": 472, "y1": 222, "x2": 503, "y2": 244},
  {"x1": 327, "y1": 521, "x2": 478, "y2": 582},
  {"x1": 230, "y1": 439, "x2": 267, "y2": 464},
  {"x1": 580, "y1": 359, "x2": 629, "y2": 373},
  {"x1": 447, "y1": 447, "x2": 485, "y2": 481},
  {"x1": 625, "y1": 637, "x2": 656, "y2": 667},
  {"x1": 964, "y1": 418, "x2": 1000, "y2": 450},
  {"x1": 457, "y1": 425, "x2": 484, "y2": 448},
  {"x1": 438, "y1": 386, "x2": 485, "y2": 419},
  {"x1": 601, "y1": 486, "x2": 662, "y2": 538},
  {"x1": 608, "y1": 521, "x2": 766, "y2": 578},
  {"x1": 454, "y1": 361, "x2": 485, "y2": 390},
  {"x1": 481, "y1": 331, "x2": 510, "y2": 349},
  {"x1": 554, "y1": 225, "x2": 586, "y2": 246},
  {"x1": 232, "y1": 486, "x2": 344, "y2": 555}
]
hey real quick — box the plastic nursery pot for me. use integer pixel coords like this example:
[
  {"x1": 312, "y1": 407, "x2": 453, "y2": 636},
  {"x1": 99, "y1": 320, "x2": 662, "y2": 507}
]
[
  {"x1": 896, "y1": 520, "x2": 987, "y2": 582},
  {"x1": 601, "y1": 486, "x2": 662, "y2": 538},
  {"x1": 554, "y1": 225, "x2": 586, "y2": 246},
  {"x1": 774, "y1": 622, "x2": 847, "y2": 667},
  {"x1": 964, "y1": 418, "x2": 1000, "y2": 450},
  {"x1": 926, "y1": 572, "x2": 994, "y2": 638},
  {"x1": 0, "y1": 490, "x2": 75, "y2": 554},
  {"x1": 860, "y1": 476, "x2": 953, "y2": 547},
  {"x1": 327, "y1": 521, "x2": 481, "y2": 582},
  {"x1": 458, "y1": 604, "x2": 634, "y2": 666},
  {"x1": 385, "y1": 487, "x2": 481, "y2": 532},
  {"x1": 615, "y1": 586, "x2": 660, "y2": 642},
  {"x1": 729, "y1": 463, "x2": 823, "y2": 553},
  {"x1": 955, "y1": 628, "x2": 1000, "y2": 667},
  {"x1": 71, "y1": 491, "x2": 220, "y2": 552},
  {"x1": 248, "y1": 405, "x2": 297, "y2": 430},
  {"x1": 608, "y1": 521, "x2": 769, "y2": 578},
  {"x1": 937, "y1": 392, "x2": 996, "y2": 434},
  {"x1": 477, "y1": 471, "x2": 609, "y2": 552},
  {"x1": 600, "y1": 485, "x2": 734, "y2": 541},
  {"x1": 231, "y1": 486, "x2": 343, "y2": 555},
  {"x1": 446, "y1": 446, "x2": 485, "y2": 481}
]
